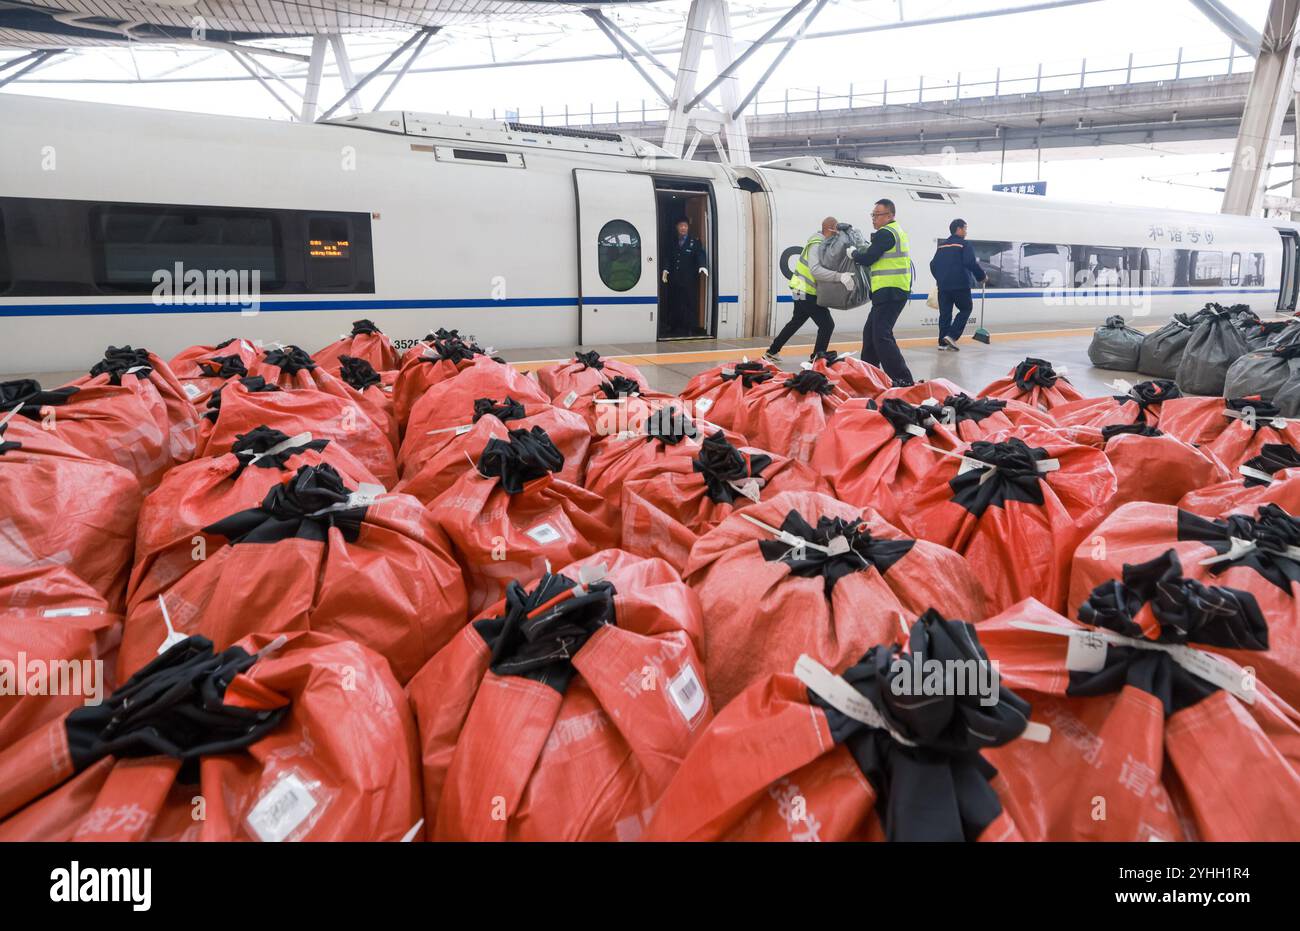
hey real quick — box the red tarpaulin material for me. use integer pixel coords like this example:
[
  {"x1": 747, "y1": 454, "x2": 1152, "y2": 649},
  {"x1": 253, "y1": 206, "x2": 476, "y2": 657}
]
[
  {"x1": 921, "y1": 392, "x2": 1056, "y2": 443},
  {"x1": 978, "y1": 358, "x2": 1085, "y2": 412},
  {"x1": 198, "y1": 376, "x2": 398, "y2": 488},
  {"x1": 1068, "y1": 500, "x2": 1300, "y2": 711},
  {"x1": 393, "y1": 331, "x2": 504, "y2": 428},
  {"x1": 900, "y1": 426, "x2": 1117, "y2": 613},
  {"x1": 0, "y1": 373, "x2": 170, "y2": 494},
  {"x1": 313, "y1": 319, "x2": 401, "y2": 373},
  {"x1": 679, "y1": 359, "x2": 780, "y2": 432},
  {"x1": 809, "y1": 351, "x2": 893, "y2": 398},
  {"x1": 732, "y1": 370, "x2": 845, "y2": 464},
  {"x1": 682, "y1": 490, "x2": 987, "y2": 708},
  {"x1": 0, "y1": 413, "x2": 141, "y2": 610},
  {"x1": 1158, "y1": 396, "x2": 1300, "y2": 470},
  {"x1": 1179, "y1": 443, "x2": 1300, "y2": 516},
  {"x1": 1065, "y1": 423, "x2": 1230, "y2": 506},
  {"x1": 332, "y1": 355, "x2": 399, "y2": 441},
  {"x1": 0, "y1": 632, "x2": 423, "y2": 840},
  {"x1": 620, "y1": 431, "x2": 828, "y2": 572},
  {"x1": 561, "y1": 377, "x2": 681, "y2": 436},
  {"x1": 1053, "y1": 379, "x2": 1182, "y2": 430},
  {"x1": 117, "y1": 463, "x2": 467, "y2": 684},
  {"x1": 407, "y1": 549, "x2": 709, "y2": 841},
  {"x1": 645, "y1": 610, "x2": 1033, "y2": 841},
  {"x1": 399, "y1": 399, "x2": 590, "y2": 505},
  {"x1": 810, "y1": 398, "x2": 961, "y2": 525},
  {"x1": 534, "y1": 351, "x2": 649, "y2": 405},
  {"x1": 433, "y1": 426, "x2": 619, "y2": 615},
  {"x1": 977, "y1": 596, "x2": 1300, "y2": 841},
  {"x1": 583, "y1": 408, "x2": 745, "y2": 501},
  {"x1": 0, "y1": 569, "x2": 121, "y2": 756},
  {"x1": 127, "y1": 426, "x2": 381, "y2": 614},
  {"x1": 875, "y1": 377, "x2": 969, "y2": 407}
]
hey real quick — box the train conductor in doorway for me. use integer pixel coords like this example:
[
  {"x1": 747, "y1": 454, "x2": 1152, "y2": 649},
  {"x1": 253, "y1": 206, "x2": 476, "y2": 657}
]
[
  {"x1": 929, "y1": 218, "x2": 988, "y2": 351},
  {"x1": 663, "y1": 218, "x2": 709, "y2": 337},
  {"x1": 849, "y1": 198, "x2": 915, "y2": 385}
]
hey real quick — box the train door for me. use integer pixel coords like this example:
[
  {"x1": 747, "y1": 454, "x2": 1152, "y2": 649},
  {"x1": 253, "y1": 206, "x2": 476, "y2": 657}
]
[
  {"x1": 655, "y1": 180, "x2": 716, "y2": 340},
  {"x1": 574, "y1": 169, "x2": 659, "y2": 345},
  {"x1": 1276, "y1": 229, "x2": 1300, "y2": 312}
]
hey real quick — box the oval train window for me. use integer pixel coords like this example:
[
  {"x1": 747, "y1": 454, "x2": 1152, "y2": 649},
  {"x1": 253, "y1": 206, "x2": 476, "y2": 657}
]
[{"x1": 597, "y1": 220, "x2": 641, "y2": 291}]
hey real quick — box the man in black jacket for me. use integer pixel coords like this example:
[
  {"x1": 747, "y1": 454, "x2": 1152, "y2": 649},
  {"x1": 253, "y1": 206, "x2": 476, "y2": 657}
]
[
  {"x1": 849, "y1": 199, "x2": 914, "y2": 385},
  {"x1": 663, "y1": 219, "x2": 709, "y2": 337},
  {"x1": 928, "y1": 218, "x2": 988, "y2": 351}
]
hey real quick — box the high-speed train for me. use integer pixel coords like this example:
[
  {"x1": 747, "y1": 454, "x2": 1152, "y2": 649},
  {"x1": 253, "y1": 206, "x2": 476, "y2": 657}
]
[{"x1": 2, "y1": 92, "x2": 1298, "y2": 373}]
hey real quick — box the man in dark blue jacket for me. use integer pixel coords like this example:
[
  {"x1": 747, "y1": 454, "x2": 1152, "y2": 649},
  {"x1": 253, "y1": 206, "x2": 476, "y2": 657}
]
[{"x1": 928, "y1": 219, "x2": 988, "y2": 351}]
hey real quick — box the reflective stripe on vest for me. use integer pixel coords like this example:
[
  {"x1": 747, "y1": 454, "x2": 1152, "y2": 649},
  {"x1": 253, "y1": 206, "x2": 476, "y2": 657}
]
[
  {"x1": 790, "y1": 234, "x2": 821, "y2": 296},
  {"x1": 867, "y1": 220, "x2": 912, "y2": 292}
]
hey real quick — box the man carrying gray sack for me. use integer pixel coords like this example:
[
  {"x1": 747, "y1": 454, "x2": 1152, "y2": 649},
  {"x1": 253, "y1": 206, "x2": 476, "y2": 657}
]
[
  {"x1": 764, "y1": 216, "x2": 849, "y2": 363},
  {"x1": 849, "y1": 198, "x2": 915, "y2": 385}
]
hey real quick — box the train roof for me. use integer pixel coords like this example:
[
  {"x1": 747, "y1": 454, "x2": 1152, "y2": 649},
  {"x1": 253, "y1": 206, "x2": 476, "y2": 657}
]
[
  {"x1": 323, "y1": 110, "x2": 671, "y2": 161},
  {"x1": 756, "y1": 156, "x2": 955, "y2": 189}
]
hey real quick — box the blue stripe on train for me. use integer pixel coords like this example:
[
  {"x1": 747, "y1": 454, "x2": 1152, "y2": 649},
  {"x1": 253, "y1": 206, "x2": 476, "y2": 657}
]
[
  {"x1": 776, "y1": 287, "x2": 1279, "y2": 303},
  {"x1": 0, "y1": 294, "x2": 742, "y2": 316}
]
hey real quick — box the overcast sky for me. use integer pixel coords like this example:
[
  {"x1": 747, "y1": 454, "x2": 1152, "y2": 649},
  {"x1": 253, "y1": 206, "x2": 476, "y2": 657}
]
[{"x1": 3, "y1": 0, "x2": 1290, "y2": 212}]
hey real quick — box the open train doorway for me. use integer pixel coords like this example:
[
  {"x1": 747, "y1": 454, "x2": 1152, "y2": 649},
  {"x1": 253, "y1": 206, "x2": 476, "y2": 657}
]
[
  {"x1": 655, "y1": 180, "x2": 716, "y2": 340},
  {"x1": 1277, "y1": 229, "x2": 1300, "y2": 312}
]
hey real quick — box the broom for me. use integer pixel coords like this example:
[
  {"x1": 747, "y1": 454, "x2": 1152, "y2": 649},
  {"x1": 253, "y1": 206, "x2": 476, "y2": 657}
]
[{"x1": 972, "y1": 283, "x2": 991, "y2": 344}]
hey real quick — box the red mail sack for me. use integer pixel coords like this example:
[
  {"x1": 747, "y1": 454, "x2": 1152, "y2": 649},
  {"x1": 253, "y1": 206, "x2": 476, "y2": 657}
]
[
  {"x1": 534, "y1": 350, "x2": 648, "y2": 404},
  {"x1": 407, "y1": 549, "x2": 709, "y2": 841},
  {"x1": 679, "y1": 359, "x2": 780, "y2": 432},
  {"x1": 0, "y1": 413, "x2": 140, "y2": 610},
  {"x1": 1160, "y1": 396, "x2": 1300, "y2": 471},
  {"x1": 682, "y1": 489, "x2": 987, "y2": 708},
  {"x1": 732, "y1": 370, "x2": 844, "y2": 464},
  {"x1": 393, "y1": 332, "x2": 505, "y2": 428},
  {"x1": 809, "y1": 350, "x2": 892, "y2": 398},
  {"x1": 432, "y1": 426, "x2": 619, "y2": 615},
  {"x1": 1069, "y1": 423, "x2": 1230, "y2": 506},
  {"x1": 313, "y1": 319, "x2": 401, "y2": 373},
  {"x1": 0, "y1": 632, "x2": 422, "y2": 841},
  {"x1": 900, "y1": 427, "x2": 1116, "y2": 613},
  {"x1": 1052, "y1": 379, "x2": 1182, "y2": 430},
  {"x1": 583, "y1": 407, "x2": 745, "y2": 501},
  {"x1": 1178, "y1": 443, "x2": 1300, "y2": 517},
  {"x1": 978, "y1": 357, "x2": 1085, "y2": 412},
  {"x1": 127, "y1": 426, "x2": 380, "y2": 614},
  {"x1": 619, "y1": 431, "x2": 828, "y2": 572},
  {"x1": 810, "y1": 398, "x2": 960, "y2": 526},
  {"x1": 117, "y1": 463, "x2": 467, "y2": 684},
  {"x1": 645, "y1": 610, "x2": 1033, "y2": 841},
  {"x1": 198, "y1": 376, "x2": 398, "y2": 488}
]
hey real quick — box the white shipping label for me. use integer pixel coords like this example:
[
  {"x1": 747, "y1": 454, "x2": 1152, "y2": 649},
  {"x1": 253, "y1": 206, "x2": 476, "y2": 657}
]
[
  {"x1": 694, "y1": 397, "x2": 714, "y2": 413},
  {"x1": 43, "y1": 606, "x2": 93, "y2": 618},
  {"x1": 526, "y1": 522, "x2": 562, "y2": 544},
  {"x1": 1171, "y1": 646, "x2": 1255, "y2": 704},
  {"x1": 1065, "y1": 631, "x2": 1108, "y2": 673},
  {"x1": 667, "y1": 663, "x2": 706, "y2": 723},
  {"x1": 346, "y1": 482, "x2": 386, "y2": 507},
  {"x1": 454, "y1": 424, "x2": 473, "y2": 436},
  {"x1": 562, "y1": 390, "x2": 579, "y2": 409},
  {"x1": 246, "y1": 772, "x2": 318, "y2": 843},
  {"x1": 182, "y1": 383, "x2": 203, "y2": 400}
]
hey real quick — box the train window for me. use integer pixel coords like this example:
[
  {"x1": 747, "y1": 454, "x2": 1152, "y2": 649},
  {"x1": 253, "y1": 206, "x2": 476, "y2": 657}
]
[
  {"x1": 0, "y1": 211, "x2": 9, "y2": 293},
  {"x1": 1191, "y1": 250, "x2": 1223, "y2": 287},
  {"x1": 1020, "y1": 243, "x2": 1069, "y2": 289},
  {"x1": 597, "y1": 219, "x2": 641, "y2": 292},
  {"x1": 1246, "y1": 253, "x2": 1266, "y2": 286},
  {"x1": 1071, "y1": 245, "x2": 1125, "y2": 288},
  {"x1": 306, "y1": 216, "x2": 355, "y2": 291},
  {"x1": 1229, "y1": 253, "x2": 1242, "y2": 286},
  {"x1": 968, "y1": 240, "x2": 1015, "y2": 288},
  {"x1": 1125, "y1": 247, "x2": 1161, "y2": 287},
  {"x1": 92, "y1": 205, "x2": 281, "y2": 291}
]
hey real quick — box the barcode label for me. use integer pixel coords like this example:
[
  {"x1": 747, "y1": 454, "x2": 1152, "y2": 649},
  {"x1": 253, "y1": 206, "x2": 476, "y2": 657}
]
[
  {"x1": 526, "y1": 522, "x2": 562, "y2": 544},
  {"x1": 42, "y1": 606, "x2": 93, "y2": 617},
  {"x1": 562, "y1": 390, "x2": 579, "y2": 409},
  {"x1": 182, "y1": 383, "x2": 203, "y2": 399},
  {"x1": 694, "y1": 397, "x2": 714, "y2": 413},
  {"x1": 667, "y1": 662, "x2": 705, "y2": 723},
  {"x1": 246, "y1": 772, "x2": 318, "y2": 843}
]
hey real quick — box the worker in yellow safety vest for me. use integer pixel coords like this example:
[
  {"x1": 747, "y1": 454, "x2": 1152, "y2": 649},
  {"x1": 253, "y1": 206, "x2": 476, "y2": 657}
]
[
  {"x1": 848, "y1": 198, "x2": 915, "y2": 385},
  {"x1": 764, "y1": 216, "x2": 841, "y2": 363}
]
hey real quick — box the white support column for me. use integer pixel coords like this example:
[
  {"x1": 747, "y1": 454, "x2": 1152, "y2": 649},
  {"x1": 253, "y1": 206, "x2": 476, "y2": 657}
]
[
  {"x1": 301, "y1": 36, "x2": 328, "y2": 123},
  {"x1": 707, "y1": 0, "x2": 750, "y2": 165},
  {"x1": 329, "y1": 35, "x2": 364, "y2": 114},
  {"x1": 1222, "y1": 0, "x2": 1300, "y2": 216},
  {"x1": 662, "y1": 0, "x2": 712, "y2": 157}
]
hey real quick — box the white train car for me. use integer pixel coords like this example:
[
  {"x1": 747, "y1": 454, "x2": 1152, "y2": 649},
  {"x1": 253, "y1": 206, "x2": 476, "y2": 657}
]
[{"x1": 1, "y1": 92, "x2": 1298, "y2": 373}]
